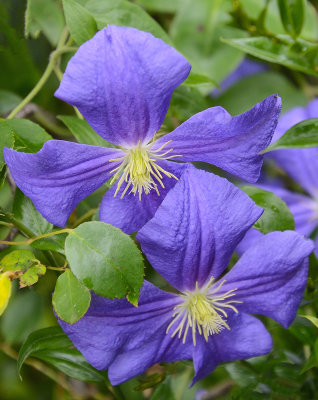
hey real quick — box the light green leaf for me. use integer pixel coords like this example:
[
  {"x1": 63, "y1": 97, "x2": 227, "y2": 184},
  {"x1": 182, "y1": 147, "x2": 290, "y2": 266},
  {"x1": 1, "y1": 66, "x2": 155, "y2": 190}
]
[
  {"x1": 135, "y1": 0, "x2": 183, "y2": 13},
  {"x1": 6, "y1": 118, "x2": 52, "y2": 153},
  {"x1": 239, "y1": 0, "x2": 318, "y2": 41},
  {"x1": 62, "y1": 0, "x2": 97, "y2": 45},
  {"x1": 19, "y1": 264, "x2": 46, "y2": 288},
  {"x1": 18, "y1": 326, "x2": 106, "y2": 382},
  {"x1": 13, "y1": 188, "x2": 53, "y2": 236},
  {"x1": 25, "y1": 0, "x2": 65, "y2": 46},
  {"x1": 86, "y1": 0, "x2": 172, "y2": 44},
  {"x1": 263, "y1": 118, "x2": 318, "y2": 152},
  {"x1": 58, "y1": 115, "x2": 114, "y2": 147},
  {"x1": 221, "y1": 36, "x2": 318, "y2": 77},
  {"x1": 53, "y1": 269, "x2": 91, "y2": 324},
  {"x1": 300, "y1": 314, "x2": 318, "y2": 329},
  {"x1": 0, "y1": 90, "x2": 22, "y2": 115},
  {"x1": 183, "y1": 72, "x2": 217, "y2": 88},
  {"x1": 0, "y1": 250, "x2": 36, "y2": 272},
  {"x1": 241, "y1": 186, "x2": 295, "y2": 234},
  {"x1": 215, "y1": 71, "x2": 306, "y2": 115},
  {"x1": 277, "y1": 0, "x2": 306, "y2": 38},
  {"x1": 65, "y1": 221, "x2": 144, "y2": 305},
  {"x1": 170, "y1": 0, "x2": 245, "y2": 82}
]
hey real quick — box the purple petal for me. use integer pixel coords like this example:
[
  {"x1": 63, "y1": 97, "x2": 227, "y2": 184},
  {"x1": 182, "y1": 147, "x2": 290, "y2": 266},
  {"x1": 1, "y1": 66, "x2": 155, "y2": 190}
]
[
  {"x1": 192, "y1": 313, "x2": 272, "y2": 385},
  {"x1": 137, "y1": 168, "x2": 262, "y2": 292},
  {"x1": 99, "y1": 161, "x2": 187, "y2": 234},
  {"x1": 4, "y1": 141, "x2": 123, "y2": 226},
  {"x1": 58, "y1": 281, "x2": 192, "y2": 384},
  {"x1": 153, "y1": 95, "x2": 281, "y2": 183},
  {"x1": 270, "y1": 99, "x2": 318, "y2": 195},
  {"x1": 236, "y1": 228, "x2": 263, "y2": 255},
  {"x1": 271, "y1": 147, "x2": 318, "y2": 198},
  {"x1": 220, "y1": 231, "x2": 314, "y2": 328},
  {"x1": 108, "y1": 323, "x2": 192, "y2": 385},
  {"x1": 55, "y1": 26, "x2": 191, "y2": 147}
]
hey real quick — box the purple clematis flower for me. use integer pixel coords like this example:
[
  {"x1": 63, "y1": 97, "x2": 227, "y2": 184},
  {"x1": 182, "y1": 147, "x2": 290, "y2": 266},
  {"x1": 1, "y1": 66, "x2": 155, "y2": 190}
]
[
  {"x1": 58, "y1": 168, "x2": 313, "y2": 386},
  {"x1": 4, "y1": 26, "x2": 281, "y2": 233},
  {"x1": 237, "y1": 99, "x2": 318, "y2": 255}
]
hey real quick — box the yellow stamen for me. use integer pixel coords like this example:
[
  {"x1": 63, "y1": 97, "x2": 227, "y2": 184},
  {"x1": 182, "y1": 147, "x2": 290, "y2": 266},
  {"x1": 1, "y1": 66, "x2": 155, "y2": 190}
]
[
  {"x1": 109, "y1": 139, "x2": 181, "y2": 200},
  {"x1": 166, "y1": 277, "x2": 242, "y2": 346}
]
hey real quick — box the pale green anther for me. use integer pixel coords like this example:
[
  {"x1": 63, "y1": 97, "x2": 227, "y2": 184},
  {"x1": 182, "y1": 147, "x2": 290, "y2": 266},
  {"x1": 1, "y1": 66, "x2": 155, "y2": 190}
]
[
  {"x1": 166, "y1": 277, "x2": 242, "y2": 346},
  {"x1": 109, "y1": 139, "x2": 181, "y2": 200}
]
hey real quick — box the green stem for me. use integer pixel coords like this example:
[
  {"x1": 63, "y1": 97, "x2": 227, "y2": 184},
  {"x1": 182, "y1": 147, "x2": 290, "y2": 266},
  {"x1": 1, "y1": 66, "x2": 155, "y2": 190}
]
[
  {"x1": 0, "y1": 221, "x2": 13, "y2": 228},
  {"x1": 0, "y1": 209, "x2": 35, "y2": 238},
  {"x1": 72, "y1": 208, "x2": 97, "y2": 228},
  {"x1": 111, "y1": 386, "x2": 126, "y2": 400},
  {"x1": 0, "y1": 228, "x2": 72, "y2": 246},
  {"x1": 6, "y1": 29, "x2": 71, "y2": 120}
]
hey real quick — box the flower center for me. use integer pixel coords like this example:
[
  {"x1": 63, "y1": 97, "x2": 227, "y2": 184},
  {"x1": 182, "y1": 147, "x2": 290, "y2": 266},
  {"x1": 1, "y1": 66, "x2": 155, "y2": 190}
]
[
  {"x1": 109, "y1": 140, "x2": 181, "y2": 200},
  {"x1": 166, "y1": 277, "x2": 242, "y2": 346}
]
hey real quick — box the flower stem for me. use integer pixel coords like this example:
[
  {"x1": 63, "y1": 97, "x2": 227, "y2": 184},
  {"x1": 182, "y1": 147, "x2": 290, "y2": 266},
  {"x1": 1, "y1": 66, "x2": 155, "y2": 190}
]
[
  {"x1": 0, "y1": 208, "x2": 35, "y2": 238},
  {"x1": 6, "y1": 28, "x2": 71, "y2": 120},
  {"x1": 0, "y1": 228, "x2": 72, "y2": 246}
]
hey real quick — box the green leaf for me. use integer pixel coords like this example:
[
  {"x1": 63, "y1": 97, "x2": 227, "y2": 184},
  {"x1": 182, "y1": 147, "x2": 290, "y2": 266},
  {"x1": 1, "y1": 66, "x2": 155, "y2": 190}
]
[
  {"x1": 53, "y1": 269, "x2": 91, "y2": 324},
  {"x1": 150, "y1": 377, "x2": 176, "y2": 400},
  {"x1": 58, "y1": 115, "x2": 114, "y2": 147},
  {"x1": 277, "y1": 0, "x2": 305, "y2": 38},
  {"x1": 300, "y1": 314, "x2": 318, "y2": 329},
  {"x1": 1, "y1": 290, "x2": 44, "y2": 345},
  {"x1": 30, "y1": 232, "x2": 67, "y2": 254},
  {"x1": 0, "y1": 120, "x2": 15, "y2": 172},
  {"x1": 0, "y1": 5, "x2": 39, "y2": 93},
  {"x1": 0, "y1": 90, "x2": 22, "y2": 115},
  {"x1": 25, "y1": 0, "x2": 65, "y2": 46},
  {"x1": 19, "y1": 264, "x2": 46, "y2": 288},
  {"x1": 221, "y1": 36, "x2": 318, "y2": 77},
  {"x1": 85, "y1": 0, "x2": 172, "y2": 44},
  {"x1": 241, "y1": 186, "x2": 295, "y2": 234},
  {"x1": 170, "y1": 0, "x2": 245, "y2": 82},
  {"x1": 169, "y1": 86, "x2": 212, "y2": 122},
  {"x1": 239, "y1": 0, "x2": 318, "y2": 41},
  {"x1": 215, "y1": 71, "x2": 306, "y2": 115},
  {"x1": 183, "y1": 72, "x2": 217, "y2": 88},
  {"x1": 135, "y1": 0, "x2": 183, "y2": 13},
  {"x1": 18, "y1": 326, "x2": 107, "y2": 382},
  {"x1": 263, "y1": 118, "x2": 318, "y2": 152},
  {"x1": 62, "y1": 0, "x2": 97, "y2": 45},
  {"x1": 6, "y1": 118, "x2": 52, "y2": 153},
  {"x1": 0, "y1": 250, "x2": 36, "y2": 272},
  {"x1": 65, "y1": 221, "x2": 144, "y2": 305},
  {"x1": 13, "y1": 188, "x2": 53, "y2": 236}
]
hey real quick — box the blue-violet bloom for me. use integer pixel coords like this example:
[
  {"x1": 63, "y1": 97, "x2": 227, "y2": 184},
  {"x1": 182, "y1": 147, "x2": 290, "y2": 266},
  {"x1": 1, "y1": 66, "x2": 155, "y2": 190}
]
[
  {"x1": 58, "y1": 167, "x2": 313, "y2": 385},
  {"x1": 237, "y1": 99, "x2": 318, "y2": 255},
  {"x1": 4, "y1": 26, "x2": 281, "y2": 234}
]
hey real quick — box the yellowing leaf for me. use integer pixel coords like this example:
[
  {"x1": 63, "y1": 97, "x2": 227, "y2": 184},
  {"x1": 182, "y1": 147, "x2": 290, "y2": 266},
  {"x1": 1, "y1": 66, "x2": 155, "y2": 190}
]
[
  {"x1": 19, "y1": 264, "x2": 46, "y2": 288},
  {"x1": 0, "y1": 274, "x2": 12, "y2": 316}
]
